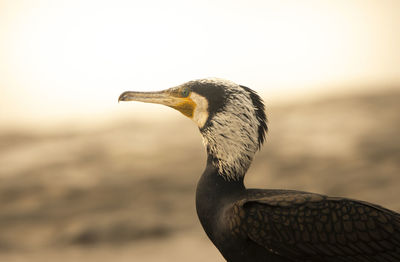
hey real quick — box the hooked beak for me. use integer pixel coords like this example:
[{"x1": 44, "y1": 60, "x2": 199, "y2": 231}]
[
  {"x1": 118, "y1": 88, "x2": 196, "y2": 118},
  {"x1": 119, "y1": 89, "x2": 177, "y2": 105}
]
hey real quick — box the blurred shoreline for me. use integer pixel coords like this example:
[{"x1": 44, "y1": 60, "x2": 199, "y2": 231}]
[
  {"x1": 2, "y1": 84, "x2": 399, "y2": 133},
  {"x1": 0, "y1": 87, "x2": 399, "y2": 261}
]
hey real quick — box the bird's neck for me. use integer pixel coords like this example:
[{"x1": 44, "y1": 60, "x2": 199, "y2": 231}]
[
  {"x1": 196, "y1": 155, "x2": 245, "y2": 238},
  {"x1": 200, "y1": 132, "x2": 257, "y2": 181}
]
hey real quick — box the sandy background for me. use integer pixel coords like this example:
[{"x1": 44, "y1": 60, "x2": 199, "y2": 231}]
[{"x1": 0, "y1": 88, "x2": 399, "y2": 261}]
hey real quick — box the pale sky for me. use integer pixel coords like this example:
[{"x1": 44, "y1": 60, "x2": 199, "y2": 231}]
[{"x1": 1, "y1": 0, "x2": 399, "y2": 127}]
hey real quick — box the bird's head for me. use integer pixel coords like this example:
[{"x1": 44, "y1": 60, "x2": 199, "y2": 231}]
[{"x1": 119, "y1": 78, "x2": 267, "y2": 180}]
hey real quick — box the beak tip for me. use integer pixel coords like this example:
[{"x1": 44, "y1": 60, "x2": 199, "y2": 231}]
[{"x1": 118, "y1": 92, "x2": 128, "y2": 103}]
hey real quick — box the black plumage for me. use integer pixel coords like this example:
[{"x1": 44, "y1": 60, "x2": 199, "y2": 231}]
[
  {"x1": 196, "y1": 156, "x2": 400, "y2": 262},
  {"x1": 228, "y1": 191, "x2": 400, "y2": 261},
  {"x1": 119, "y1": 78, "x2": 400, "y2": 262}
]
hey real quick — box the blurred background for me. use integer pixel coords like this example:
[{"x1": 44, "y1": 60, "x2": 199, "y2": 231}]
[{"x1": 0, "y1": 0, "x2": 399, "y2": 261}]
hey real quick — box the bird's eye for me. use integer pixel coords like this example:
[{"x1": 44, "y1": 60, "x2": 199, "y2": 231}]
[{"x1": 181, "y1": 88, "x2": 190, "y2": 97}]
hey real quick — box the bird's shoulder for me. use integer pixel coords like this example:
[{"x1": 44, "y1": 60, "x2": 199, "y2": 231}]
[{"x1": 223, "y1": 190, "x2": 400, "y2": 261}]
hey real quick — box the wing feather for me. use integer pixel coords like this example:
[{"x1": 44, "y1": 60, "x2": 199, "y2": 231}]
[{"x1": 228, "y1": 193, "x2": 400, "y2": 262}]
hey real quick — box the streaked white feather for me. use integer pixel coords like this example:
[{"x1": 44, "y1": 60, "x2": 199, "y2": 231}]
[{"x1": 192, "y1": 79, "x2": 260, "y2": 180}]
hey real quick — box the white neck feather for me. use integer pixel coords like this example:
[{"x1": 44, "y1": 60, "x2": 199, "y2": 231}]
[
  {"x1": 200, "y1": 92, "x2": 260, "y2": 181},
  {"x1": 190, "y1": 92, "x2": 209, "y2": 128}
]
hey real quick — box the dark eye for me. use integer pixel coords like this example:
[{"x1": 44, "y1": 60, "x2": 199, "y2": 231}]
[{"x1": 181, "y1": 87, "x2": 190, "y2": 97}]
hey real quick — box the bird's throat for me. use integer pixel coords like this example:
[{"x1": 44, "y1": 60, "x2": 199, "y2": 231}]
[{"x1": 196, "y1": 156, "x2": 245, "y2": 239}]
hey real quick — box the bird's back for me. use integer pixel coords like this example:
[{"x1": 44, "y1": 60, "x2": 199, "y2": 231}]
[{"x1": 218, "y1": 189, "x2": 400, "y2": 262}]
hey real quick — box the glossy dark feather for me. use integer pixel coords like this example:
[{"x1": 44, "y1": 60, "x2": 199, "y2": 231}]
[{"x1": 225, "y1": 191, "x2": 400, "y2": 262}]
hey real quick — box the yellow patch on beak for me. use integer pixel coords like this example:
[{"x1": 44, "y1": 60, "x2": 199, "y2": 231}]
[{"x1": 170, "y1": 97, "x2": 196, "y2": 118}]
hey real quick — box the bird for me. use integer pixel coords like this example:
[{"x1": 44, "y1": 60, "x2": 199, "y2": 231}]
[{"x1": 118, "y1": 78, "x2": 400, "y2": 262}]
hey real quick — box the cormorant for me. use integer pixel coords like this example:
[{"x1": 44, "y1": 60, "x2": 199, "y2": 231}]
[{"x1": 119, "y1": 78, "x2": 400, "y2": 262}]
